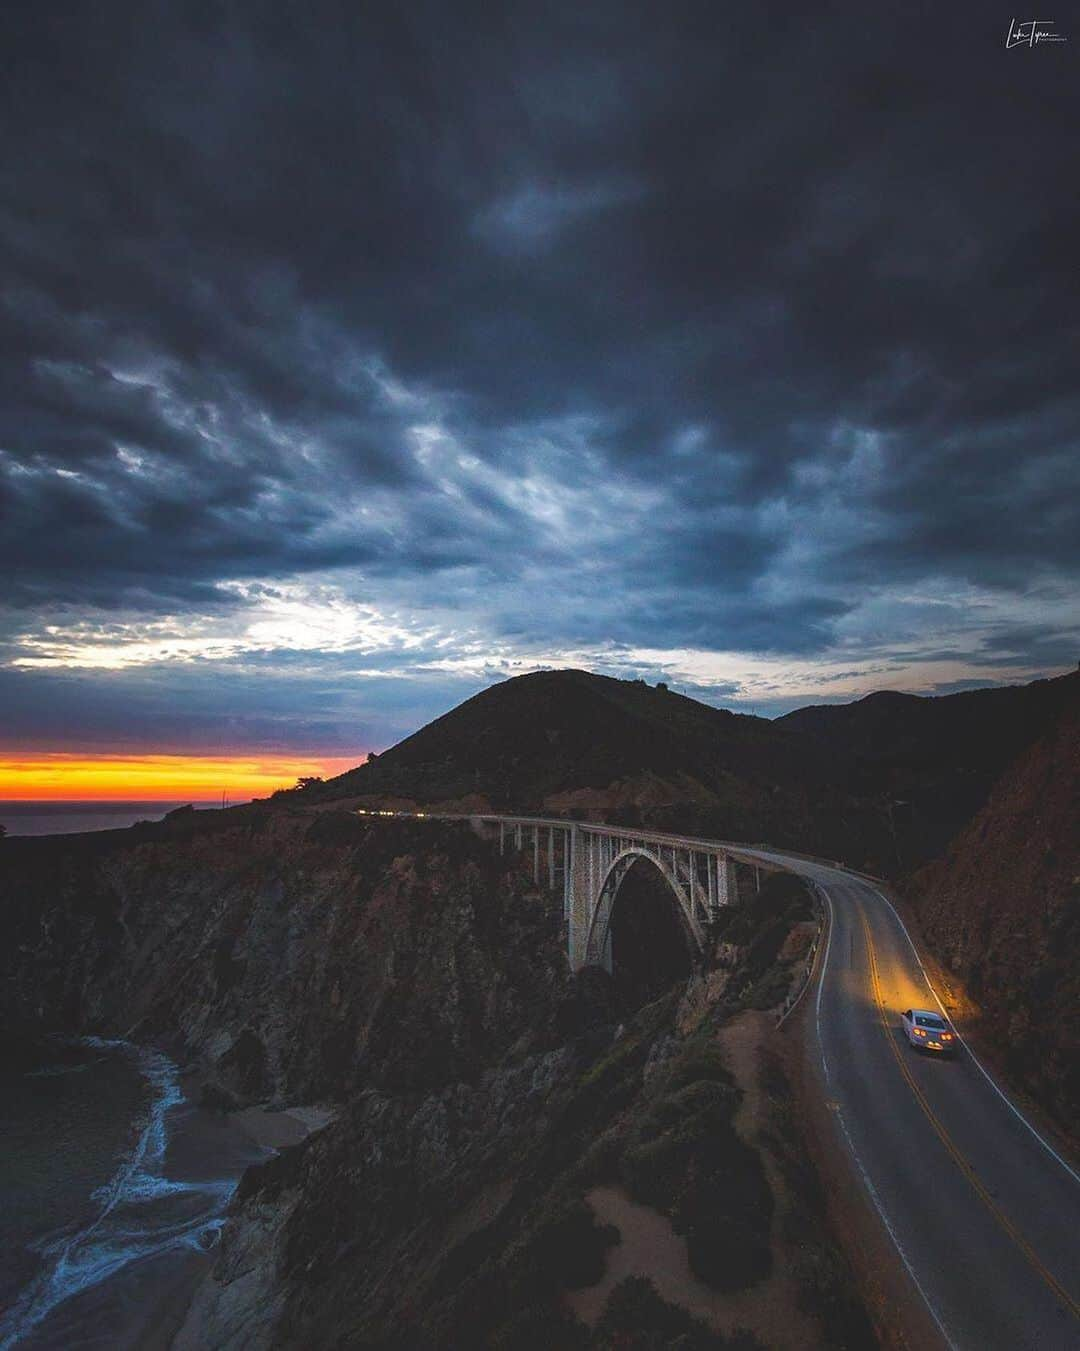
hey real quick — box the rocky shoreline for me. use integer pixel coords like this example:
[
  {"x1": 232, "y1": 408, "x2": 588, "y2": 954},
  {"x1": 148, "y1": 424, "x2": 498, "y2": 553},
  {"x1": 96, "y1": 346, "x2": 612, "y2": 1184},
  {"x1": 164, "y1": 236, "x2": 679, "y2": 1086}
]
[{"x1": 2, "y1": 809, "x2": 877, "y2": 1348}]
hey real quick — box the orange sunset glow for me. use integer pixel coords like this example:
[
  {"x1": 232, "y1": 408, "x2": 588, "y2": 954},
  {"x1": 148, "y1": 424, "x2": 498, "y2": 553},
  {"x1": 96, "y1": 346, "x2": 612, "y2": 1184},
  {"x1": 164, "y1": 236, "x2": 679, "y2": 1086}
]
[{"x1": 0, "y1": 753, "x2": 362, "y2": 801}]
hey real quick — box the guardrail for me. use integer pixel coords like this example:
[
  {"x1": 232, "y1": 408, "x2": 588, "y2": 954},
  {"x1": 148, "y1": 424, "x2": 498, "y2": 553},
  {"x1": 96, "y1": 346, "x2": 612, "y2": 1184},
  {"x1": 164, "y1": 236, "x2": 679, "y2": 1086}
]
[{"x1": 774, "y1": 881, "x2": 827, "y2": 1028}]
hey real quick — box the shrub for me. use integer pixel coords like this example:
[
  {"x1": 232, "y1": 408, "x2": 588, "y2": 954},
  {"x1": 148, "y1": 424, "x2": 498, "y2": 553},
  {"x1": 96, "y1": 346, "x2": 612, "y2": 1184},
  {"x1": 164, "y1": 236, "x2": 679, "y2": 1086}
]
[
  {"x1": 490, "y1": 1302, "x2": 591, "y2": 1351},
  {"x1": 793, "y1": 1245, "x2": 878, "y2": 1350},
  {"x1": 508, "y1": 1195, "x2": 619, "y2": 1300},
  {"x1": 620, "y1": 1034, "x2": 773, "y2": 1293},
  {"x1": 744, "y1": 963, "x2": 793, "y2": 1010},
  {"x1": 661, "y1": 1037, "x2": 737, "y2": 1094},
  {"x1": 594, "y1": 1275, "x2": 761, "y2": 1349},
  {"x1": 574, "y1": 1128, "x2": 625, "y2": 1187},
  {"x1": 675, "y1": 1148, "x2": 773, "y2": 1291}
]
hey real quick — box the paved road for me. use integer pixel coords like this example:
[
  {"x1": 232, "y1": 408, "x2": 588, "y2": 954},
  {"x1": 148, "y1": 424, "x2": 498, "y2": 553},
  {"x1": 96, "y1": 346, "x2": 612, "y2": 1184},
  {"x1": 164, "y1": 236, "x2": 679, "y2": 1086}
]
[{"x1": 745, "y1": 849, "x2": 1080, "y2": 1351}]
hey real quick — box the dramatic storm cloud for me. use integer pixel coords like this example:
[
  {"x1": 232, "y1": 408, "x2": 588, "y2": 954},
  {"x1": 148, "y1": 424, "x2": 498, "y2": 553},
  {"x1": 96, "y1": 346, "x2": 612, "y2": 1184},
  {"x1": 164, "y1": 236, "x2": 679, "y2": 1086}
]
[{"x1": 2, "y1": 2, "x2": 1077, "y2": 763}]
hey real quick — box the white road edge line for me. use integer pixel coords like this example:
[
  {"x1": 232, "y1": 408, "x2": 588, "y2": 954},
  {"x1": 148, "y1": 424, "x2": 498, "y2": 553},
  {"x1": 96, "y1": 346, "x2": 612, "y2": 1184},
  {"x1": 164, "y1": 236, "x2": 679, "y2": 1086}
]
[
  {"x1": 867, "y1": 883, "x2": 1080, "y2": 1190},
  {"x1": 812, "y1": 882, "x2": 834, "y2": 1082},
  {"x1": 813, "y1": 885, "x2": 960, "y2": 1351}
]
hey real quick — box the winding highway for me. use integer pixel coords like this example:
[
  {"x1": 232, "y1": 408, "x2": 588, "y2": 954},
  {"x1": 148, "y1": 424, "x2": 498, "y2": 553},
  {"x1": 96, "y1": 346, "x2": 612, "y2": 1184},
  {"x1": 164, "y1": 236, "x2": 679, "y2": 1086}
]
[{"x1": 745, "y1": 849, "x2": 1080, "y2": 1351}]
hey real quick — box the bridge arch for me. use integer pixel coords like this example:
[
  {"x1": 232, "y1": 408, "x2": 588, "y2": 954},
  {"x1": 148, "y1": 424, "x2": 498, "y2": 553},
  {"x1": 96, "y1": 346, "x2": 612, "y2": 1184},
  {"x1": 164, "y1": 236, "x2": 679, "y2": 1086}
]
[{"x1": 585, "y1": 846, "x2": 708, "y2": 972}]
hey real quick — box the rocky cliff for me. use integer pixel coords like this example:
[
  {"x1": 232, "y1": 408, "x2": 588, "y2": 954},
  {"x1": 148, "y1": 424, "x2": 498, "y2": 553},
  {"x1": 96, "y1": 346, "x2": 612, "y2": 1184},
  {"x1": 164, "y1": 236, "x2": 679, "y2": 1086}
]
[
  {"x1": 173, "y1": 867, "x2": 873, "y2": 1351},
  {"x1": 0, "y1": 811, "x2": 567, "y2": 1104},
  {"x1": 908, "y1": 692, "x2": 1080, "y2": 1133},
  {"x1": 0, "y1": 812, "x2": 873, "y2": 1349}
]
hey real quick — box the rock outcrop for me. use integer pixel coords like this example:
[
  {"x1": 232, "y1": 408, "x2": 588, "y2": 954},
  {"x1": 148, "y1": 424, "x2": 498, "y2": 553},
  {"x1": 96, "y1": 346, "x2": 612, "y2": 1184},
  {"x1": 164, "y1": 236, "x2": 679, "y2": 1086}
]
[
  {"x1": 908, "y1": 692, "x2": 1080, "y2": 1132},
  {"x1": 0, "y1": 812, "x2": 567, "y2": 1104}
]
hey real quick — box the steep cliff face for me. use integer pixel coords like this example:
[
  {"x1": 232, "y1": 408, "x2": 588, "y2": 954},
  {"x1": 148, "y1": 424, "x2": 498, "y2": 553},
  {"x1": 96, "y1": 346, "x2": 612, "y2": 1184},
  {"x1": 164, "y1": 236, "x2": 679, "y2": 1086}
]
[
  {"x1": 177, "y1": 881, "x2": 872, "y2": 1351},
  {"x1": 0, "y1": 812, "x2": 567, "y2": 1104},
  {"x1": 908, "y1": 695, "x2": 1080, "y2": 1132},
  {"x1": 1, "y1": 813, "x2": 872, "y2": 1349}
]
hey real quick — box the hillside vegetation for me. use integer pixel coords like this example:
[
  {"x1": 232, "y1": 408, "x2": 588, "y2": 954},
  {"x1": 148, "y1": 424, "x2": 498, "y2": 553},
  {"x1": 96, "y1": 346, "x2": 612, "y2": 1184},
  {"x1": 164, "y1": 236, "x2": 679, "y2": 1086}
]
[
  {"x1": 780, "y1": 671, "x2": 1079, "y2": 867},
  {"x1": 288, "y1": 666, "x2": 1079, "y2": 878}
]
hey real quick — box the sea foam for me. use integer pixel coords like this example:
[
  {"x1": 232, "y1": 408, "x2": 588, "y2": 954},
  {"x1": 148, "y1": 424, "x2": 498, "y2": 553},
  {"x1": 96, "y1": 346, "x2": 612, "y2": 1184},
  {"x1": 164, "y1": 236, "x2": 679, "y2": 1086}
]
[{"x1": 0, "y1": 1039, "x2": 233, "y2": 1349}]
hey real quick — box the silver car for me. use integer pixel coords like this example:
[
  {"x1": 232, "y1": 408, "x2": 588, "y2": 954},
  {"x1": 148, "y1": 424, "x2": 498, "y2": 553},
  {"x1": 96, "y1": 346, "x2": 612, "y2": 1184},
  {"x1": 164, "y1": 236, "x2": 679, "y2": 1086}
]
[{"x1": 901, "y1": 1008, "x2": 957, "y2": 1054}]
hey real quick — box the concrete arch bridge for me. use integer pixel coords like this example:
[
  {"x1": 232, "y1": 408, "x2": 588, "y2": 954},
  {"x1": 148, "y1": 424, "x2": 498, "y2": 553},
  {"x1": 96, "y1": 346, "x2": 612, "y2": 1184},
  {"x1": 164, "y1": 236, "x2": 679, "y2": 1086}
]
[{"x1": 466, "y1": 815, "x2": 785, "y2": 972}]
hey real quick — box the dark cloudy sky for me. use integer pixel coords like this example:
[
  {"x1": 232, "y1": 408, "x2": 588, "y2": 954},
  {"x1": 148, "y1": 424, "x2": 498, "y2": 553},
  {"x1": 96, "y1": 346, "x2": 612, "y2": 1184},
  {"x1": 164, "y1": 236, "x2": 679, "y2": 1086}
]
[{"x1": 2, "y1": 2, "x2": 1077, "y2": 765}]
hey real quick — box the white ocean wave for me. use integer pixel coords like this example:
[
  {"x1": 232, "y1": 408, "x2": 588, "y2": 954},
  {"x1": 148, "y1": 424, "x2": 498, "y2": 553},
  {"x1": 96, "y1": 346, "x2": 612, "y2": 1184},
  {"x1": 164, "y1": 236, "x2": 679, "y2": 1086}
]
[{"x1": 0, "y1": 1038, "x2": 235, "y2": 1350}]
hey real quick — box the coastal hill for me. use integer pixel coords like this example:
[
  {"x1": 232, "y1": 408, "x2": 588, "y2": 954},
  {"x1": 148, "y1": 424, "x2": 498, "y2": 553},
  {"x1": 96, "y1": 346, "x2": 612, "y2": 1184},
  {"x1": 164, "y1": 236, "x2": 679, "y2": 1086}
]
[
  {"x1": 779, "y1": 670, "x2": 1079, "y2": 864},
  {"x1": 290, "y1": 665, "x2": 1080, "y2": 877},
  {"x1": 305, "y1": 669, "x2": 822, "y2": 807},
  {"x1": 289, "y1": 668, "x2": 882, "y2": 867}
]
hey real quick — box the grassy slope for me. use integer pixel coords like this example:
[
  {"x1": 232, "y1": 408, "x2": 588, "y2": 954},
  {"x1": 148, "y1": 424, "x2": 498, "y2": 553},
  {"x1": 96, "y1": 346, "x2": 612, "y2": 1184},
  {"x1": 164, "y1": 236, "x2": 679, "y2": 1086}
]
[{"x1": 219, "y1": 870, "x2": 874, "y2": 1350}]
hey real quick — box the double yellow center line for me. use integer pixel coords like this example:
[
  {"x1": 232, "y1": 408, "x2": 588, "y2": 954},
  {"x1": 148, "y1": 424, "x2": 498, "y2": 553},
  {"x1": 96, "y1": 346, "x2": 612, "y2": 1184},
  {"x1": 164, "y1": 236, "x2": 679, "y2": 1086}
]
[{"x1": 859, "y1": 907, "x2": 1080, "y2": 1325}]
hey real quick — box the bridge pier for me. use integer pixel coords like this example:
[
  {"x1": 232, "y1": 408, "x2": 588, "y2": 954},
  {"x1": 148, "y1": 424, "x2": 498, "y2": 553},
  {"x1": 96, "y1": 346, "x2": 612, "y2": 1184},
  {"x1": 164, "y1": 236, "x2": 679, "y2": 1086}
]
[{"x1": 568, "y1": 824, "x2": 591, "y2": 970}]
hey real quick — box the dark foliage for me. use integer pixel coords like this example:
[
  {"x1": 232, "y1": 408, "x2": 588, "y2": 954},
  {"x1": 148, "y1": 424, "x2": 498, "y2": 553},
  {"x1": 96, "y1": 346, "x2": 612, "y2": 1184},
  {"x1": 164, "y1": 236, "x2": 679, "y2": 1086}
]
[
  {"x1": 594, "y1": 1276, "x2": 761, "y2": 1350},
  {"x1": 621, "y1": 1036, "x2": 773, "y2": 1292}
]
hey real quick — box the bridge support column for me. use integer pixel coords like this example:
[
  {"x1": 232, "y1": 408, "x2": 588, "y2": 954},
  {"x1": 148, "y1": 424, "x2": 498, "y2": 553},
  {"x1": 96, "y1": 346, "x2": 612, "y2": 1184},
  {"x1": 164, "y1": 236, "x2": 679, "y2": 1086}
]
[
  {"x1": 563, "y1": 829, "x2": 571, "y2": 919},
  {"x1": 708, "y1": 853, "x2": 737, "y2": 920},
  {"x1": 719, "y1": 856, "x2": 735, "y2": 908},
  {"x1": 568, "y1": 825, "x2": 592, "y2": 971}
]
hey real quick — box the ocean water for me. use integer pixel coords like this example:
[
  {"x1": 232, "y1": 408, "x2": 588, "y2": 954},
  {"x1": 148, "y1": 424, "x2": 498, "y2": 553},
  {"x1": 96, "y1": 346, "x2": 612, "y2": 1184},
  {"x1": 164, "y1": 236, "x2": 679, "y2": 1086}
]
[
  {"x1": 0, "y1": 803, "x2": 228, "y2": 837},
  {"x1": 0, "y1": 1040, "x2": 266, "y2": 1349}
]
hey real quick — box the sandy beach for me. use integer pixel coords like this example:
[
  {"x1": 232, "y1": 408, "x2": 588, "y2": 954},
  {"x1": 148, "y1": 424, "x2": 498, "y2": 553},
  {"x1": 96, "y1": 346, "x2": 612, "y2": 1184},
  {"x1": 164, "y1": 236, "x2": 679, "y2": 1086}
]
[{"x1": 230, "y1": 1103, "x2": 336, "y2": 1153}]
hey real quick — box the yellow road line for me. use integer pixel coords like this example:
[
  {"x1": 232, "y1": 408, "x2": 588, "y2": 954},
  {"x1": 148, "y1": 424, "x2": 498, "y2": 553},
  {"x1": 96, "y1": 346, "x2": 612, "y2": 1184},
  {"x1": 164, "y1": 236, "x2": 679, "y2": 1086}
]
[{"x1": 859, "y1": 907, "x2": 1080, "y2": 1325}]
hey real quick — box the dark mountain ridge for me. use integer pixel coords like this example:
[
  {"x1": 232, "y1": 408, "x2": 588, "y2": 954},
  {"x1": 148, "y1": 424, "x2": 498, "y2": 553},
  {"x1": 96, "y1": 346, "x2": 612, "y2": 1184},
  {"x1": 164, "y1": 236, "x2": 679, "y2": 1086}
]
[
  {"x1": 780, "y1": 673, "x2": 1076, "y2": 780},
  {"x1": 313, "y1": 669, "x2": 825, "y2": 805},
  {"x1": 778, "y1": 669, "x2": 1079, "y2": 865},
  {"x1": 292, "y1": 665, "x2": 1079, "y2": 877}
]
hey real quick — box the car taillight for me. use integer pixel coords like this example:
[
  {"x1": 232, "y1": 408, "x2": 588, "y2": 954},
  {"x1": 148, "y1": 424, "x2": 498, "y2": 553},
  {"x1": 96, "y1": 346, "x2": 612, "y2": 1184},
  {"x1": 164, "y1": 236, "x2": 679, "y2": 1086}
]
[
  {"x1": 914, "y1": 1028, "x2": 926, "y2": 1037},
  {"x1": 942, "y1": 1032, "x2": 953, "y2": 1040}
]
